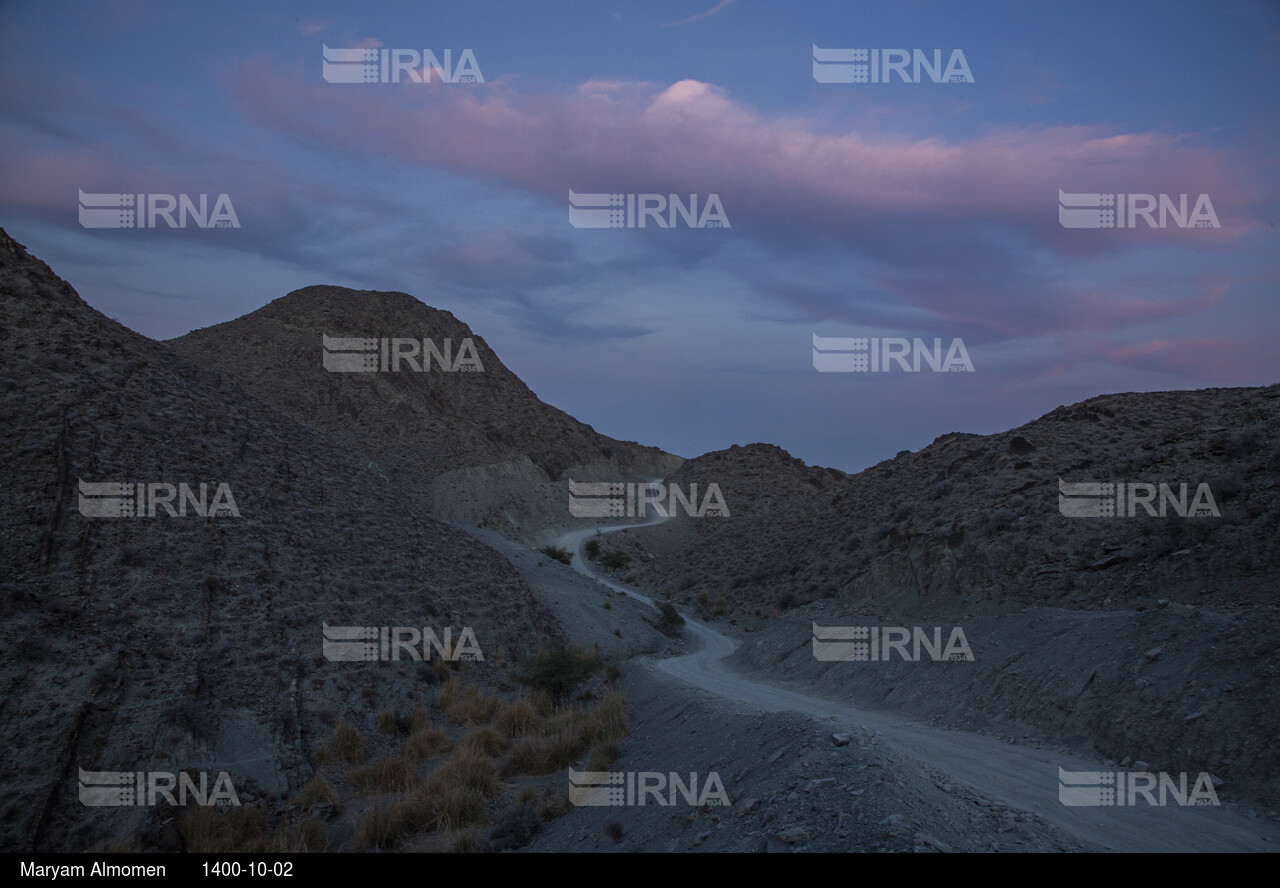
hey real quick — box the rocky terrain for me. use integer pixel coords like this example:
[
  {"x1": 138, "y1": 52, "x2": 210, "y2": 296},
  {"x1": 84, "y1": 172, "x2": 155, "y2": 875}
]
[
  {"x1": 170, "y1": 287, "x2": 682, "y2": 515},
  {"x1": 2, "y1": 226, "x2": 1275, "y2": 853},
  {"x1": 0, "y1": 230, "x2": 562, "y2": 851},
  {"x1": 626, "y1": 390, "x2": 1280, "y2": 808}
]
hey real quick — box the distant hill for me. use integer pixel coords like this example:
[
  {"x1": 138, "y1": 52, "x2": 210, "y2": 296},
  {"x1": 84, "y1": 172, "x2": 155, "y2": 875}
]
[{"x1": 169, "y1": 286, "x2": 682, "y2": 497}]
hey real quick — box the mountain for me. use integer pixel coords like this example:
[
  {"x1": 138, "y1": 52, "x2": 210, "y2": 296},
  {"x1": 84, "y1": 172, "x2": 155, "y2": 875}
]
[
  {"x1": 0, "y1": 230, "x2": 559, "y2": 851},
  {"x1": 169, "y1": 287, "x2": 682, "y2": 500},
  {"x1": 629, "y1": 386, "x2": 1280, "y2": 803}
]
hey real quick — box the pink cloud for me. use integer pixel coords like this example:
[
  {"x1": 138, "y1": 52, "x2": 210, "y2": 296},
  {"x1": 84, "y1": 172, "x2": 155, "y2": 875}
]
[
  {"x1": 1097, "y1": 336, "x2": 1264, "y2": 384},
  {"x1": 224, "y1": 59, "x2": 1259, "y2": 246}
]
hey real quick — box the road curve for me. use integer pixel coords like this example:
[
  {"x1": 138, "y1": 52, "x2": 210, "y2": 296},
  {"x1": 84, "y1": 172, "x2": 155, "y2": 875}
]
[{"x1": 552, "y1": 505, "x2": 1277, "y2": 853}]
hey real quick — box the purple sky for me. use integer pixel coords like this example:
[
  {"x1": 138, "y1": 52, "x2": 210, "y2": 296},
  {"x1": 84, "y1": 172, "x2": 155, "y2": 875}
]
[{"x1": 2, "y1": 0, "x2": 1277, "y2": 471}]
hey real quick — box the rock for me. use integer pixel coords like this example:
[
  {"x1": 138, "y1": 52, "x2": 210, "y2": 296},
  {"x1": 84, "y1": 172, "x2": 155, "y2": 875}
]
[
  {"x1": 831, "y1": 733, "x2": 851, "y2": 747},
  {"x1": 1089, "y1": 554, "x2": 1127, "y2": 570},
  {"x1": 1210, "y1": 774, "x2": 1225, "y2": 790},
  {"x1": 1133, "y1": 761, "x2": 1150, "y2": 772},
  {"x1": 880, "y1": 814, "x2": 904, "y2": 828},
  {"x1": 693, "y1": 830, "x2": 711, "y2": 846},
  {"x1": 1119, "y1": 756, "x2": 1133, "y2": 767},
  {"x1": 777, "y1": 827, "x2": 807, "y2": 844},
  {"x1": 768, "y1": 748, "x2": 786, "y2": 763},
  {"x1": 914, "y1": 833, "x2": 953, "y2": 853},
  {"x1": 838, "y1": 812, "x2": 851, "y2": 827},
  {"x1": 765, "y1": 834, "x2": 790, "y2": 853},
  {"x1": 740, "y1": 797, "x2": 761, "y2": 812},
  {"x1": 1143, "y1": 647, "x2": 1163, "y2": 663},
  {"x1": 1157, "y1": 598, "x2": 1170, "y2": 608},
  {"x1": 806, "y1": 778, "x2": 835, "y2": 792},
  {"x1": 1185, "y1": 710, "x2": 1205, "y2": 722},
  {"x1": 1008, "y1": 436, "x2": 1036, "y2": 454},
  {"x1": 309, "y1": 802, "x2": 334, "y2": 820}
]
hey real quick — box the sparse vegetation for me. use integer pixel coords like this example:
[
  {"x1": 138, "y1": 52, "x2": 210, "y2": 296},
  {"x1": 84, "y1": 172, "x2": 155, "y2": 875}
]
[
  {"x1": 515, "y1": 644, "x2": 604, "y2": 702},
  {"x1": 600, "y1": 551, "x2": 631, "y2": 571},
  {"x1": 331, "y1": 719, "x2": 366, "y2": 764},
  {"x1": 540, "y1": 545, "x2": 573, "y2": 565},
  {"x1": 654, "y1": 601, "x2": 686, "y2": 637}
]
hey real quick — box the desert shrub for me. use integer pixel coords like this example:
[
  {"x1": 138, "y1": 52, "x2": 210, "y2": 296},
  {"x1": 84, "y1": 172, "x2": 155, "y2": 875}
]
[
  {"x1": 654, "y1": 601, "x2": 685, "y2": 637},
  {"x1": 584, "y1": 540, "x2": 601, "y2": 559},
  {"x1": 273, "y1": 818, "x2": 329, "y2": 852},
  {"x1": 332, "y1": 719, "x2": 366, "y2": 764},
  {"x1": 177, "y1": 806, "x2": 269, "y2": 853},
  {"x1": 600, "y1": 551, "x2": 631, "y2": 571},
  {"x1": 432, "y1": 747, "x2": 499, "y2": 798},
  {"x1": 493, "y1": 692, "x2": 549, "y2": 738},
  {"x1": 403, "y1": 719, "x2": 451, "y2": 760},
  {"x1": 540, "y1": 546, "x2": 572, "y2": 565},
  {"x1": 293, "y1": 775, "x2": 339, "y2": 810},
  {"x1": 353, "y1": 802, "x2": 411, "y2": 851},
  {"x1": 347, "y1": 753, "x2": 418, "y2": 793},
  {"x1": 515, "y1": 645, "x2": 602, "y2": 702},
  {"x1": 443, "y1": 682, "x2": 501, "y2": 725},
  {"x1": 458, "y1": 726, "x2": 507, "y2": 758}
]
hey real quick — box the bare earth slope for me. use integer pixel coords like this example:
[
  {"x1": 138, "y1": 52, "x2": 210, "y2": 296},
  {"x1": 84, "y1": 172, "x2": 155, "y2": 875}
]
[
  {"x1": 0, "y1": 230, "x2": 558, "y2": 852},
  {"x1": 630, "y1": 388, "x2": 1280, "y2": 808}
]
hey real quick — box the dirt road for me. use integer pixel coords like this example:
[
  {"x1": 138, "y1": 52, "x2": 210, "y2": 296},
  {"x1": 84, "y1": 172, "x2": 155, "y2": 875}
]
[{"x1": 552, "y1": 511, "x2": 1278, "y2": 853}]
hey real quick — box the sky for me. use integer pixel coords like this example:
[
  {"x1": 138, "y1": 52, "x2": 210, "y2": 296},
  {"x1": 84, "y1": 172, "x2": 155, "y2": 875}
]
[{"x1": 1, "y1": 0, "x2": 1277, "y2": 473}]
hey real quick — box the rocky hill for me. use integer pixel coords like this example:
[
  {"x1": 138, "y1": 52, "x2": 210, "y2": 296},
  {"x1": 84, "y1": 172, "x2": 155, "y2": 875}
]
[
  {"x1": 0, "y1": 230, "x2": 560, "y2": 851},
  {"x1": 628, "y1": 387, "x2": 1280, "y2": 805},
  {"x1": 169, "y1": 287, "x2": 682, "y2": 503}
]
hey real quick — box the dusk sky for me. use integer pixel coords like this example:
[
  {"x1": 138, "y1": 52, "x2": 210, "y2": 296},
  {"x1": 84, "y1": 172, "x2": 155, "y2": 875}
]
[{"x1": 2, "y1": 0, "x2": 1277, "y2": 472}]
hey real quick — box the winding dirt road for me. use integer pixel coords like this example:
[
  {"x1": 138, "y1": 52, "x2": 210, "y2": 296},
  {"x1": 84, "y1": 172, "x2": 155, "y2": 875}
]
[{"x1": 553, "y1": 502, "x2": 1278, "y2": 853}]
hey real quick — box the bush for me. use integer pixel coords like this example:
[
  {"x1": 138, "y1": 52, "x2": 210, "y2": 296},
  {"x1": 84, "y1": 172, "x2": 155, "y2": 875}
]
[
  {"x1": 584, "y1": 540, "x2": 601, "y2": 559},
  {"x1": 654, "y1": 602, "x2": 685, "y2": 637},
  {"x1": 540, "y1": 546, "x2": 572, "y2": 565},
  {"x1": 332, "y1": 719, "x2": 366, "y2": 764},
  {"x1": 600, "y1": 551, "x2": 631, "y2": 571},
  {"x1": 515, "y1": 645, "x2": 603, "y2": 702}
]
